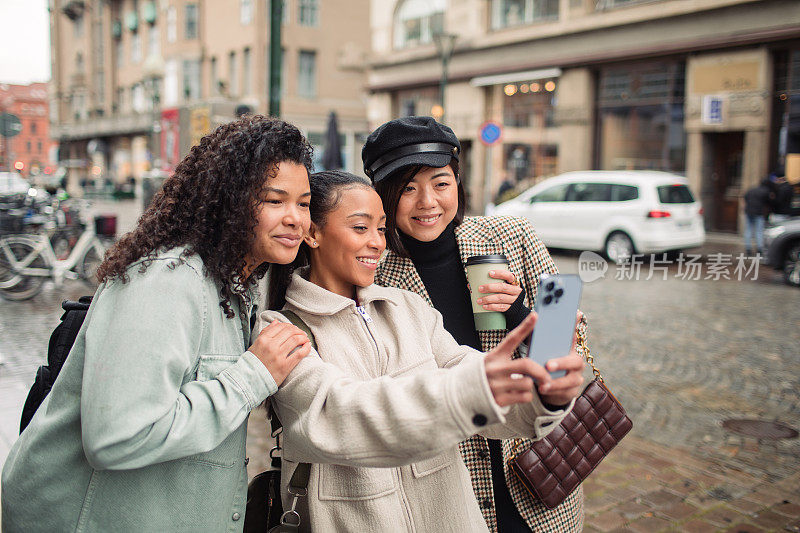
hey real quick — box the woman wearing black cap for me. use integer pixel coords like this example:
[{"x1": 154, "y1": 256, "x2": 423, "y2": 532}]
[{"x1": 363, "y1": 116, "x2": 587, "y2": 532}]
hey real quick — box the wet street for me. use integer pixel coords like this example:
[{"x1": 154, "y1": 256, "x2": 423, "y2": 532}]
[{"x1": 1, "y1": 204, "x2": 798, "y2": 530}]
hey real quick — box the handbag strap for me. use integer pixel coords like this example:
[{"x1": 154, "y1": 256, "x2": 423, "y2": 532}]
[{"x1": 577, "y1": 334, "x2": 604, "y2": 383}]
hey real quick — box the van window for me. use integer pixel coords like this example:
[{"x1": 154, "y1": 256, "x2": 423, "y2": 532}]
[
  {"x1": 565, "y1": 183, "x2": 611, "y2": 202},
  {"x1": 610, "y1": 184, "x2": 639, "y2": 201},
  {"x1": 657, "y1": 184, "x2": 694, "y2": 203},
  {"x1": 530, "y1": 183, "x2": 568, "y2": 203}
]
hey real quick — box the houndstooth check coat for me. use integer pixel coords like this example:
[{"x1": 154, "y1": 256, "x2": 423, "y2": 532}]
[{"x1": 375, "y1": 215, "x2": 586, "y2": 533}]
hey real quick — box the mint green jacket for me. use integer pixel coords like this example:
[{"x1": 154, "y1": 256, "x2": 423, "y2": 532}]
[{"x1": 1, "y1": 247, "x2": 277, "y2": 532}]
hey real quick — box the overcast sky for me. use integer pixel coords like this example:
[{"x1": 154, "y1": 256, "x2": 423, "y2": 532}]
[{"x1": 0, "y1": 0, "x2": 51, "y2": 85}]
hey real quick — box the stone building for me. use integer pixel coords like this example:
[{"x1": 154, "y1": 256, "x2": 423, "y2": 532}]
[
  {"x1": 366, "y1": 0, "x2": 800, "y2": 231},
  {"x1": 49, "y1": 0, "x2": 371, "y2": 195},
  {"x1": 0, "y1": 83, "x2": 57, "y2": 177}
]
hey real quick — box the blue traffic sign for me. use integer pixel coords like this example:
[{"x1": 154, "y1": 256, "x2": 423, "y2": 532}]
[{"x1": 479, "y1": 121, "x2": 502, "y2": 146}]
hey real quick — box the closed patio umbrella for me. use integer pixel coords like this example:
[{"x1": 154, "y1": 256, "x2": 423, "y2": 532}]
[{"x1": 321, "y1": 111, "x2": 344, "y2": 171}]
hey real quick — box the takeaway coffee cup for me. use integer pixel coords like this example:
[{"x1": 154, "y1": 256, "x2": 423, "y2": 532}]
[{"x1": 465, "y1": 254, "x2": 509, "y2": 331}]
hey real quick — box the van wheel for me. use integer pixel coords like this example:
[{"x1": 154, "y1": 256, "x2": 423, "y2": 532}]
[
  {"x1": 605, "y1": 232, "x2": 634, "y2": 264},
  {"x1": 783, "y1": 240, "x2": 800, "y2": 288}
]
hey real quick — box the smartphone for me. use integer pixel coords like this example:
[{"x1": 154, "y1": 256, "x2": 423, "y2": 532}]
[{"x1": 526, "y1": 273, "x2": 583, "y2": 379}]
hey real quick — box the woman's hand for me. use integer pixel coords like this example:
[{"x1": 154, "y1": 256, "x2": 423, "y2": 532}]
[
  {"x1": 537, "y1": 313, "x2": 586, "y2": 406},
  {"x1": 476, "y1": 268, "x2": 523, "y2": 313},
  {"x1": 248, "y1": 320, "x2": 312, "y2": 386},
  {"x1": 484, "y1": 313, "x2": 552, "y2": 407}
]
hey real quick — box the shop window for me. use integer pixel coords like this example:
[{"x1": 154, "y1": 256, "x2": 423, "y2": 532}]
[
  {"x1": 394, "y1": 0, "x2": 444, "y2": 49},
  {"x1": 502, "y1": 80, "x2": 557, "y2": 129},
  {"x1": 771, "y1": 49, "x2": 800, "y2": 173},
  {"x1": 597, "y1": 61, "x2": 686, "y2": 172},
  {"x1": 394, "y1": 86, "x2": 439, "y2": 118},
  {"x1": 491, "y1": 0, "x2": 559, "y2": 30},
  {"x1": 504, "y1": 143, "x2": 558, "y2": 183}
]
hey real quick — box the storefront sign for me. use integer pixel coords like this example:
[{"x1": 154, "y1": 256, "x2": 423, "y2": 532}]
[
  {"x1": 161, "y1": 108, "x2": 180, "y2": 172},
  {"x1": 692, "y1": 61, "x2": 760, "y2": 94},
  {"x1": 702, "y1": 95, "x2": 725, "y2": 125},
  {"x1": 190, "y1": 106, "x2": 211, "y2": 148}
]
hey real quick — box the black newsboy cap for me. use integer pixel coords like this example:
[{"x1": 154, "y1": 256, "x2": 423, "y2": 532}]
[{"x1": 362, "y1": 116, "x2": 460, "y2": 183}]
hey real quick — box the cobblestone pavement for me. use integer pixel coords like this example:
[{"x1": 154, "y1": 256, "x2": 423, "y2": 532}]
[{"x1": 1, "y1": 203, "x2": 798, "y2": 530}]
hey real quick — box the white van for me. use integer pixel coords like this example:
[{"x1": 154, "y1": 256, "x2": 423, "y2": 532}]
[{"x1": 494, "y1": 171, "x2": 706, "y2": 262}]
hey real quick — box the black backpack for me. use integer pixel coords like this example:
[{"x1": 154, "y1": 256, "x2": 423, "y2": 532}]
[{"x1": 19, "y1": 296, "x2": 93, "y2": 434}]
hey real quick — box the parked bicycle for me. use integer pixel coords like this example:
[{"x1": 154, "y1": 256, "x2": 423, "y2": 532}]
[{"x1": 0, "y1": 201, "x2": 114, "y2": 301}]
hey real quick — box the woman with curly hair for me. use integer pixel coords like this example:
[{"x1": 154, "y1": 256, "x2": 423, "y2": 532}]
[{"x1": 2, "y1": 115, "x2": 314, "y2": 532}]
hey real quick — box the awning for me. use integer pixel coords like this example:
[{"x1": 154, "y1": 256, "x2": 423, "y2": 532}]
[{"x1": 470, "y1": 67, "x2": 562, "y2": 87}]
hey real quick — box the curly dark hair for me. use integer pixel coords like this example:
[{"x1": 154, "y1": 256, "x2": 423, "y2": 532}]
[{"x1": 97, "y1": 115, "x2": 313, "y2": 318}]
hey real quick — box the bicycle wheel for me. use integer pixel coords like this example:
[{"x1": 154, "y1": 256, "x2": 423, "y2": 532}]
[
  {"x1": 0, "y1": 237, "x2": 49, "y2": 301},
  {"x1": 80, "y1": 241, "x2": 104, "y2": 287}
]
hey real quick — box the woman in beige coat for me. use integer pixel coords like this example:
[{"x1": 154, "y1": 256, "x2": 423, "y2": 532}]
[{"x1": 256, "y1": 170, "x2": 585, "y2": 532}]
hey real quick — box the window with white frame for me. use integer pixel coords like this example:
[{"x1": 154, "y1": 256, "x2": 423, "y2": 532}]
[
  {"x1": 241, "y1": 0, "x2": 253, "y2": 24},
  {"x1": 243, "y1": 48, "x2": 252, "y2": 95},
  {"x1": 131, "y1": 31, "x2": 141, "y2": 63},
  {"x1": 116, "y1": 40, "x2": 124, "y2": 68},
  {"x1": 183, "y1": 59, "x2": 201, "y2": 100},
  {"x1": 211, "y1": 56, "x2": 218, "y2": 95},
  {"x1": 132, "y1": 83, "x2": 146, "y2": 112},
  {"x1": 167, "y1": 6, "x2": 177, "y2": 42},
  {"x1": 490, "y1": 0, "x2": 559, "y2": 30},
  {"x1": 185, "y1": 3, "x2": 198, "y2": 39},
  {"x1": 148, "y1": 24, "x2": 160, "y2": 57},
  {"x1": 298, "y1": 50, "x2": 316, "y2": 98},
  {"x1": 228, "y1": 51, "x2": 238, "y2": 96},
  {"x1": 298, "y1": 0, "x2": 318, "y2": 27},
  {"x1": 393, "y1": 0, "x2": 445, "y2": 49}
]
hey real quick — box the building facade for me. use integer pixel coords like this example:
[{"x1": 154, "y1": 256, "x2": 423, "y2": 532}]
[
  {"x1": 49, "y1": 0, "x2": 371, "y2": 195},
  {"x1": 366, "y1": 0, "x2": 800, "y2": 232},
  {"x1": 0, "y1": 83, "x2": 57, "y2": 177}
]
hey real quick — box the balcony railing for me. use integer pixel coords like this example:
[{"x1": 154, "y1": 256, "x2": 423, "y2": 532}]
[
  {"x1": 52, "y1": 112, "x2": 153, "y2": 141},
  {"x1": 595, "y1": 0, "x2": 662, "y2": 11}
]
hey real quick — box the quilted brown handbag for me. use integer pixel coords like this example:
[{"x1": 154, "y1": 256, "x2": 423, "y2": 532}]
[{"x1": 509, "y1": 337, "x2": 633, "y2": 509}]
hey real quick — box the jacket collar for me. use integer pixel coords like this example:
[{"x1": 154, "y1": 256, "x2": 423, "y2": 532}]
[{"x1": 286, "y1": 267, "x2": 403, "y2": 315}]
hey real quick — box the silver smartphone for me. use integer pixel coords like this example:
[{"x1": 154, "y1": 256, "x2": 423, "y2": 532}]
[{"x1": 526, "y1": 273, "x2": 583, "y2": 379}]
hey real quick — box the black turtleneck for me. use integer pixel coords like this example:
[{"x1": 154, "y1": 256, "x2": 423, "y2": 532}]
[{"x1": 399, "y1": 223, "x2": 532, "y2": 533}]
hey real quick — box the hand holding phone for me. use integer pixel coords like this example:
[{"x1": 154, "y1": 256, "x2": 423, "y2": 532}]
[{"x1": 526, "y1": 274, "x2": 583, "y2": 379}]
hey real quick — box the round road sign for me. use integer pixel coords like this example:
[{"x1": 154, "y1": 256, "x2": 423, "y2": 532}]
[{"x1": 479, "y1": 121, "x2": 502, "y2": 146}]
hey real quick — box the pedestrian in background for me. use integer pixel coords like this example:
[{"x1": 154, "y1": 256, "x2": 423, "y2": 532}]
[
  {"x1": 261, "y1": 169, "x2": 583, "y2": 532},
  {"x1": 743, "y1": 177, "x2": 776, "y2": 256},
  {"x1": 362, "y1": 116, "x2": 588, "y2": 532},
  {"x1": 2, "y1": 116, "x2": 313, "y2": 532}
]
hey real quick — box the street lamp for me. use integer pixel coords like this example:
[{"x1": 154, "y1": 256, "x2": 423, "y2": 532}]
[{"x1": 433, "y1": 32, "x2": 457, "y2": 124}]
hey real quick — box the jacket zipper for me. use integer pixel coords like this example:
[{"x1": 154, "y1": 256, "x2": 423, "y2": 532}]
[
  {"x1": 355, "y1": 305, "x2": 384, "y2": 369},
  {"x1": 355, "y1": 305, "x2": 415, "y2": 530}
]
